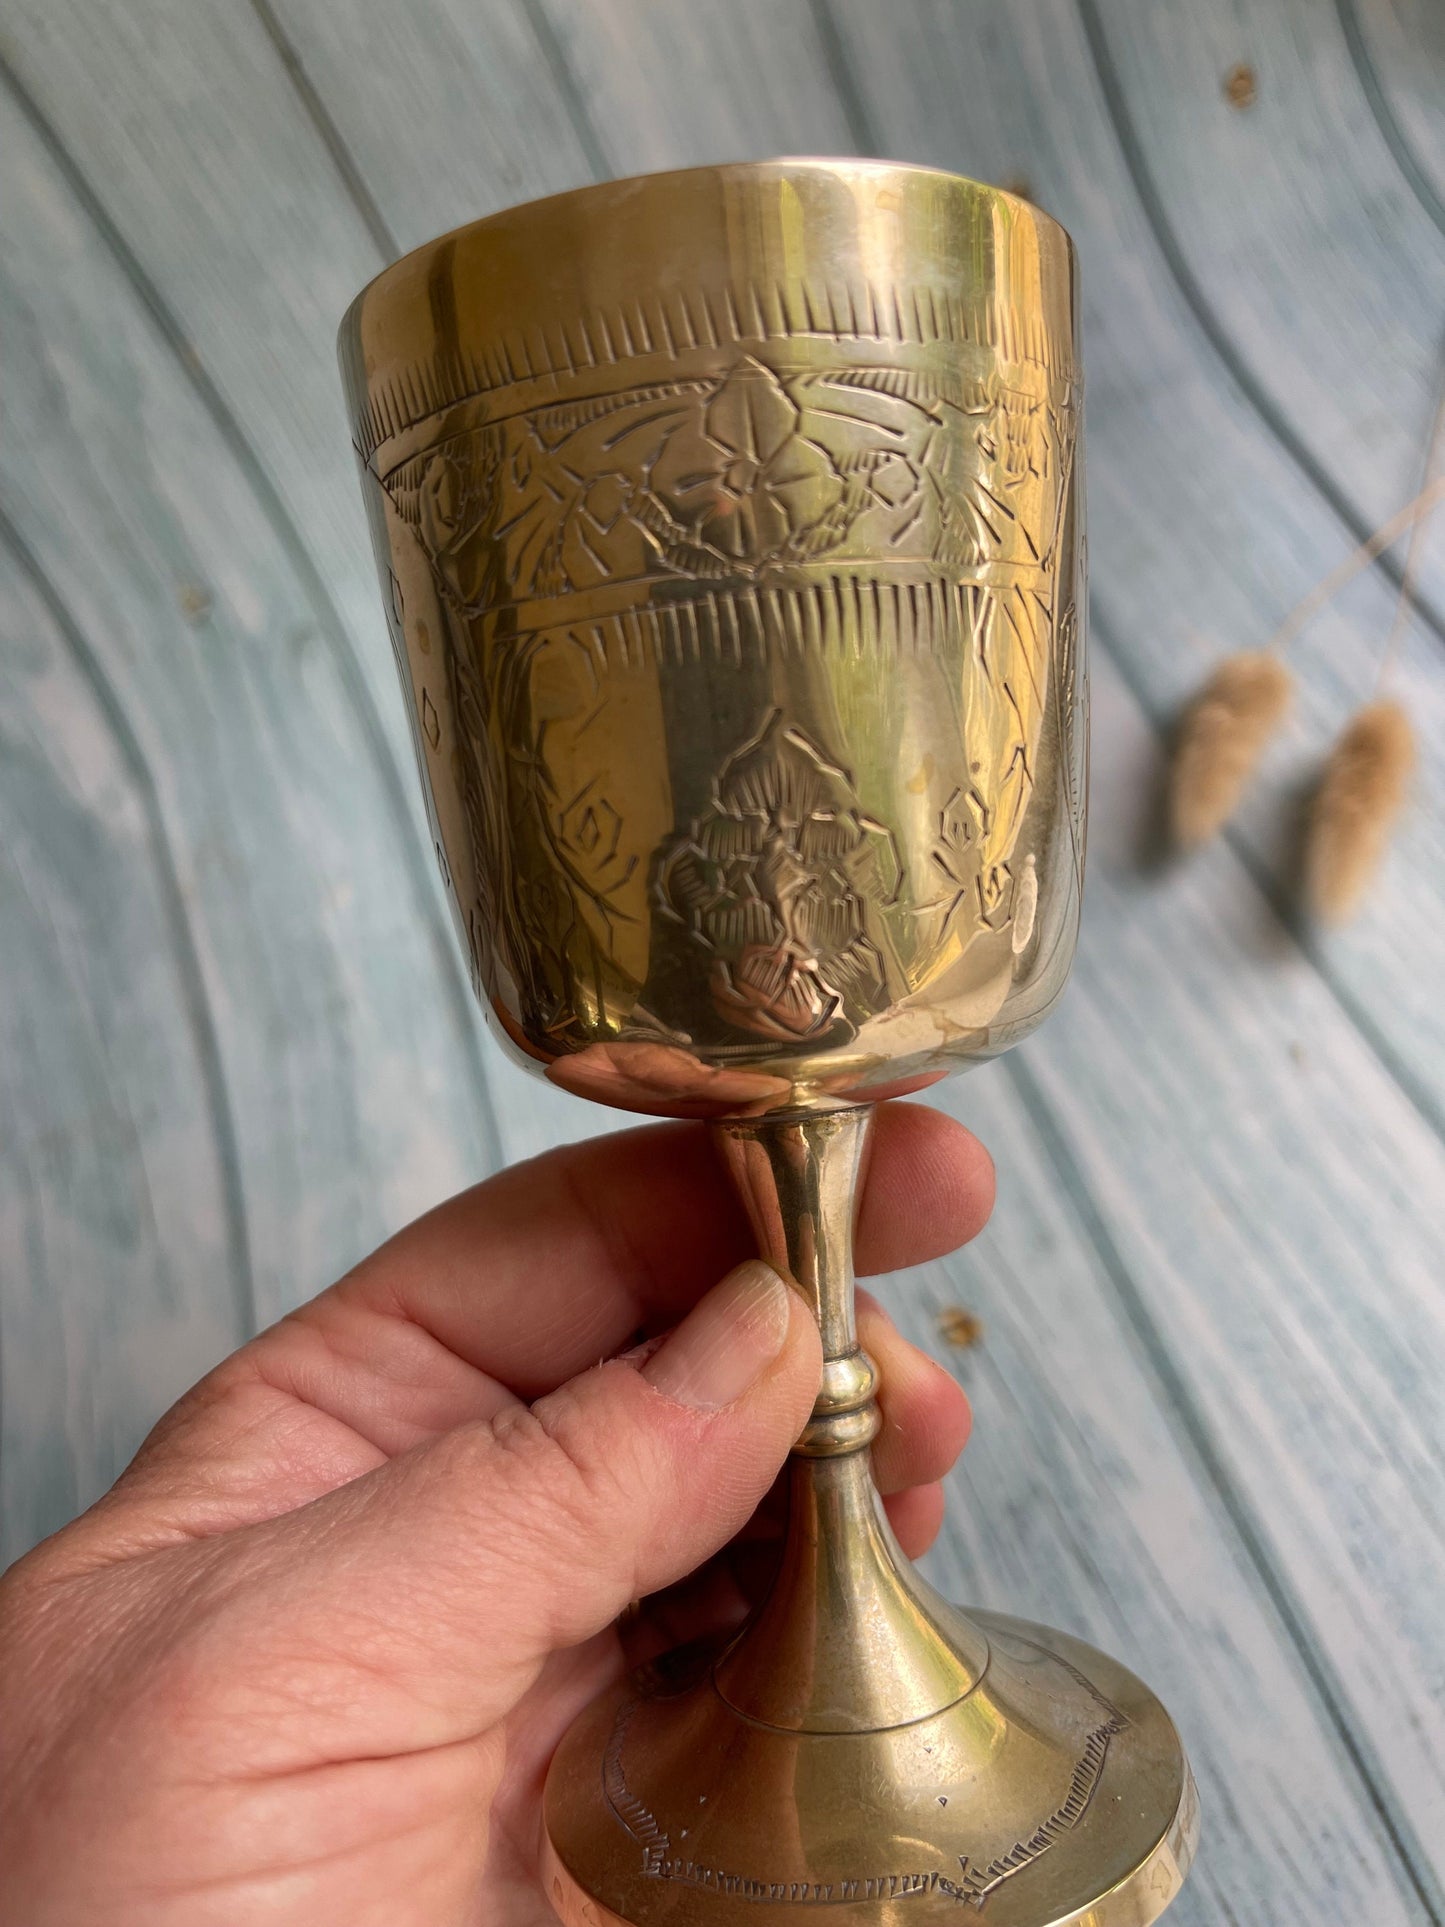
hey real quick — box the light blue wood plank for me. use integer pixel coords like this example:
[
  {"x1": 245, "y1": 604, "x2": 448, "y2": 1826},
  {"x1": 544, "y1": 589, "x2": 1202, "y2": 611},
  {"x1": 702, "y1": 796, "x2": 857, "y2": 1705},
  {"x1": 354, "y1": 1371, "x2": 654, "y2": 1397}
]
[
  {"x1": 0, "y1": 0, "x2": 588, "y2": 738},
  {"x1": 895, "y1": 1051, "x2": 1426, "y2": 1927},
  {"x1": 0, "y1": 538, "x2": 246, "y2": 1559},
  {"x1": 497, "y1": 0, "x2": 857, "y2": 182},
  {"x1": 1086, "y1": 0, "x2": 1445, "y2": 609},
  {"x1": 1345, "y1": 0, "x2": 1445, "y2": 227},
  {"x1": 0, "y1": 4, "x2": 392, "y2": 713},
  {"x1": 1025, "y1": 648, "x2": 1445, "y2": 1881},
  {"x1": 0, "y1": 82, "x2": 500, "y2": 1528},
  {"x1": 0, "y1": 0, "x2": 611, "y2": 1173},
  {"x1": 262, "y1": 0, "x2": 604, "y2": 251}
]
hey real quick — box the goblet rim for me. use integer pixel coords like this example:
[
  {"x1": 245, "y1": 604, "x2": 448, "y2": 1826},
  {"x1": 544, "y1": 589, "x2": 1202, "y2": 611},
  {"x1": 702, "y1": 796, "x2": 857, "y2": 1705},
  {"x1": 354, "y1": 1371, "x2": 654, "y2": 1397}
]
[{"x1": 336, "y1": 154, "x2": 1074, "y2": 350}]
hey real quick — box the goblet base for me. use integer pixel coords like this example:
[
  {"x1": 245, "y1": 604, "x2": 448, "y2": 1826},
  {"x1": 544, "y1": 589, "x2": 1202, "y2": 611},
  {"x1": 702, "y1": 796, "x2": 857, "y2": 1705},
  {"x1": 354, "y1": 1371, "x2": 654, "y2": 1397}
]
[{"x1": 542, "y1": 1608, "x2": 1197, "y2": 1927}]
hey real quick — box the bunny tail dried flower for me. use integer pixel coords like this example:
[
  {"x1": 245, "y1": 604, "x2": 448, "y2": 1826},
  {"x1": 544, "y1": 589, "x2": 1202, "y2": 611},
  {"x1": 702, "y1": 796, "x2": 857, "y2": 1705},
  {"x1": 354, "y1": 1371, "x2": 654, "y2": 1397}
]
[
  {"x1": 1170, "y1": 651, "x2": 1292, "y2": 848},
  {"x1": 1305, "y1": 700, "x2": 1416, "y2": 923}
]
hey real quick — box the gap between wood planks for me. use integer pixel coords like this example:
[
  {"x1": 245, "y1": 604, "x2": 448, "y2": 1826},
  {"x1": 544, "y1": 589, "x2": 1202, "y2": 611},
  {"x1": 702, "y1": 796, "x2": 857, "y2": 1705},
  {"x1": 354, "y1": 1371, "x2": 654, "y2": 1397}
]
[
  {"x1": 248, "y1": 0, "x2": 400, "y2": 260},
  {"x1": 1332, "y1": 0, "x2": 1445, "y2": 240}
]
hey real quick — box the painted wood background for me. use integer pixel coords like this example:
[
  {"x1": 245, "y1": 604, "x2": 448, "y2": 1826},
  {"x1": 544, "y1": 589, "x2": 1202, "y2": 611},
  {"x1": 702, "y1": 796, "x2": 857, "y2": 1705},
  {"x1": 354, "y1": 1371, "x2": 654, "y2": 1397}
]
[{"x1": 2, "y1": 3, "x2": 1443, "y2": 1919}]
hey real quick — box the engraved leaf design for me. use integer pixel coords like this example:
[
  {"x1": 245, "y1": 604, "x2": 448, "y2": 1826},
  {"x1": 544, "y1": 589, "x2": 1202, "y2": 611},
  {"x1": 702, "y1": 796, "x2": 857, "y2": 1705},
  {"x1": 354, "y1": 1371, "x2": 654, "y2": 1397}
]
[
  {"x1": 649, "y1": 358, "x2": 845, "y2": 566},
  {"x1": 659, "y1": 712, "x2": 899, "y2": 1041}
]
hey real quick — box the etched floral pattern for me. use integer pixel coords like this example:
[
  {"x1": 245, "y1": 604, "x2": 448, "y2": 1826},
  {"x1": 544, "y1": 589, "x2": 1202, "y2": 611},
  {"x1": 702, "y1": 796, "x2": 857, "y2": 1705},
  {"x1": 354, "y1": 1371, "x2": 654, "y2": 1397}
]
[
  {"x1": 659, "y1": 713, "x2": 901, "y2": 1042},
  {"x1": 384, "y1": 352, "x2": 1069, "y2": 607},
  {"x1": 647, "y1": 358, "x2": 848, "y2": 567}
]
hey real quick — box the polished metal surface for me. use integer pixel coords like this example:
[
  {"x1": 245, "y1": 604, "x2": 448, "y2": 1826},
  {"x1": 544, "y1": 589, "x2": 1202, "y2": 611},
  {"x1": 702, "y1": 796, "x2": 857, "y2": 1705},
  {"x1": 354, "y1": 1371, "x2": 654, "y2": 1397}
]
[
  {"x1": 542, "y1": 1617, "x2": 1198, "y2": 1927},
  {"x1": 341, "y1": 158, "x2": 1195, "y2": 1925},
  {"x1": 340, "y1": 157, "x2": 1086, "y2": 1118}
]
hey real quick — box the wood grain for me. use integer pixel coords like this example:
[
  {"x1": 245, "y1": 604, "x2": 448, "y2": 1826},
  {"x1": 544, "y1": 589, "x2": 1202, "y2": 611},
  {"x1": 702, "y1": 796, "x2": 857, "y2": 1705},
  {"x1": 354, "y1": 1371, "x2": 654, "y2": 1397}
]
[
  {"x1": 2, "y1": 1, "x2": 1443, "y2": 1916},
  {"x1": 0, "y1": 532, "x2": 246, "y2": 1553},
  {"x1": 1343, "y1": 0, "x2": 1445, "y2": 228},
  {"x1": 902, "y1": 1031, "x2": 1428, "y2": 1927},
  {"x1": 0, "y1": 73, "x2": 502, "y2": 1546}
]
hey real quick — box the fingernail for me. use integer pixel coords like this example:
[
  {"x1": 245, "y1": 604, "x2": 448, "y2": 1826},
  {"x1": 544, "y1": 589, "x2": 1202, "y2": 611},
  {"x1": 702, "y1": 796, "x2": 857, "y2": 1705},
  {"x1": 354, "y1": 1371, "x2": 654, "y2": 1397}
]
[{"x1": 642, "y1": 1261, "x2": 793, "y2": 1412}]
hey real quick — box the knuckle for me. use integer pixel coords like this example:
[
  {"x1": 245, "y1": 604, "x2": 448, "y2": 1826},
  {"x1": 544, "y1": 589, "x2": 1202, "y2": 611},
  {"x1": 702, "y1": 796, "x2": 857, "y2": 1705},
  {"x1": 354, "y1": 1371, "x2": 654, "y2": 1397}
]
[{"x1": 486, "y1": 1390, "x2": 620, "y2": 1535}]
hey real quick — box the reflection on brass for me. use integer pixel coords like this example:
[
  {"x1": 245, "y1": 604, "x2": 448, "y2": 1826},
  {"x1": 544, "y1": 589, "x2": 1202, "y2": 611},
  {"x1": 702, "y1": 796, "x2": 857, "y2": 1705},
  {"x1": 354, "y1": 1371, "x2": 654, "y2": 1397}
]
[{"x1": 341, "y1": 158, "x2": 1195, "y2": 1926}]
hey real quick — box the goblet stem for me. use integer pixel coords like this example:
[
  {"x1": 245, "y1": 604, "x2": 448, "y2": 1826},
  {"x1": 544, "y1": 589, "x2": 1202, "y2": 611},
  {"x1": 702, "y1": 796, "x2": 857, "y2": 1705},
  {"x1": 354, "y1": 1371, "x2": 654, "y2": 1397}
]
[
  {"x1": 712, "y1": 1108, "x2": 873, "y2": 1397},
  {"x1": 710, "y1": 1110, "x2": 987, "y2": 1734}
]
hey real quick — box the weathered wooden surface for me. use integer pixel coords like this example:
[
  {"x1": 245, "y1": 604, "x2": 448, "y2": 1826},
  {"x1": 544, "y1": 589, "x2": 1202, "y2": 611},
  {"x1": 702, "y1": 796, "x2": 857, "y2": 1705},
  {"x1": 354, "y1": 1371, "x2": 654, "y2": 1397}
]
[{"x1": 2, "y1": 3, "x2": 1443, "y2": 1918}]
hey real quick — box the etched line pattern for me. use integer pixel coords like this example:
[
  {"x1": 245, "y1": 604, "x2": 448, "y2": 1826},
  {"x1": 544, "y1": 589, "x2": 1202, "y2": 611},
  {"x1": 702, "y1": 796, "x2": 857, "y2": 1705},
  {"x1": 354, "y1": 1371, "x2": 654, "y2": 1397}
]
[
  {"x1": 426, "y1": 562, "x2": 1055, "y2": 1027},
  {"x1": 953, "y1": 1714, "x2": 1129, "y2": 1903},
  {"x1": 602, "y1": 1697, "x2": 668, "y2": 1878},
  {"x1": 653, "y1": 1862, "x2": 956, "y2": 1906},
  {"x1": 381, "y1": 341, "x2": 1074, "y2": 1045},
  {"x1": 1054, "y1": 598, "x2": 1087, "y2": 882},
  {"x1": 470, "y1": 580, "x2": 1028, "y2": 675},
  {"x1": 601, "y1": 1634, "x2": 1131, "y2": 1908},
  {"x1": 378, "y1": 350, "x2": 1070, "y2": 609},
  {"x1": 355, "y1": 278, "x2": 1068, "y2": 464}
]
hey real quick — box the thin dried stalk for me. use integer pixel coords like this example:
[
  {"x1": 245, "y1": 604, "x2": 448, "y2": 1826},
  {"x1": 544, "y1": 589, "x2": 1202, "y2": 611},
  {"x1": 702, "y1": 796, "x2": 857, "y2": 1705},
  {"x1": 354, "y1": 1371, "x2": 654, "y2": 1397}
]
[
  {"x1": 1170, "y1": 651, "x2": 1292, "y2": 847},
  {"x1": 1265, "y1": 474, "x2": 1445, "y2": 657},
  {"x1": 1305, "y1": 700, "x2": 1416, "y2": 923},
  {"x1": 1377, "y1": 386, "x2": 1445, "y2": 691}
]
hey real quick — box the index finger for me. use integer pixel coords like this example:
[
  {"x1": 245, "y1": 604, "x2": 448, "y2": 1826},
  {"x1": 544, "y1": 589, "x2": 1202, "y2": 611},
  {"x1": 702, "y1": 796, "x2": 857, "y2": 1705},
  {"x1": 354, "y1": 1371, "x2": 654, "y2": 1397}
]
[
  {"x1": 339, "y1": 1100, "x2": 993, "y2": 1397},
  {"x1": 82, "y1": 1103, "x2": 990, "y2": 1552}
]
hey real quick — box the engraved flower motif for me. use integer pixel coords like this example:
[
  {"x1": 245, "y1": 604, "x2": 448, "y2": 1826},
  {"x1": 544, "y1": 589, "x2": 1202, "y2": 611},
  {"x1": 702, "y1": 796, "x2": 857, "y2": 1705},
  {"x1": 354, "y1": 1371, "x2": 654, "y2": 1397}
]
[
  {"x1": 660, "y1": 712, "x2": 900, "y2": 1042},
  {"x1": 649, "y1": 358, "x2": 845, "y2": 567}
]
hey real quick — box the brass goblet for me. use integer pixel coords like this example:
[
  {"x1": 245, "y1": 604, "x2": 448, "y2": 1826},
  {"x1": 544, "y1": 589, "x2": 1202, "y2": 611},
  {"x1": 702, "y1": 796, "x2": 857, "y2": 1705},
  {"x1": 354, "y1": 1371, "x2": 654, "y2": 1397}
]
[{"x1": 340, "y1": 159, "x2": 1197, "y2": 1927}]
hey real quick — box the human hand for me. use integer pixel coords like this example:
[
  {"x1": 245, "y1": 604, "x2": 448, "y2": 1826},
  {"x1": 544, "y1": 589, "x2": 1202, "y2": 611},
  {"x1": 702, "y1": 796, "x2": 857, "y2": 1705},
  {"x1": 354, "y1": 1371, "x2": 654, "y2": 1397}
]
[{"x1": 0, "y1": 1105, "x2": 992, "y2": 1926}]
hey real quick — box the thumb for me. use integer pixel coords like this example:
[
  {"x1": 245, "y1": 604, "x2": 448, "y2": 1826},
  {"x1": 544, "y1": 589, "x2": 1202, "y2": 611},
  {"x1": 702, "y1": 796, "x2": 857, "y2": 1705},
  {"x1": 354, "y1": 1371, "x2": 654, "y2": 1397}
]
[{"x1": 190, "y1": 1261, "x2": 821, "y2": 1768}]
